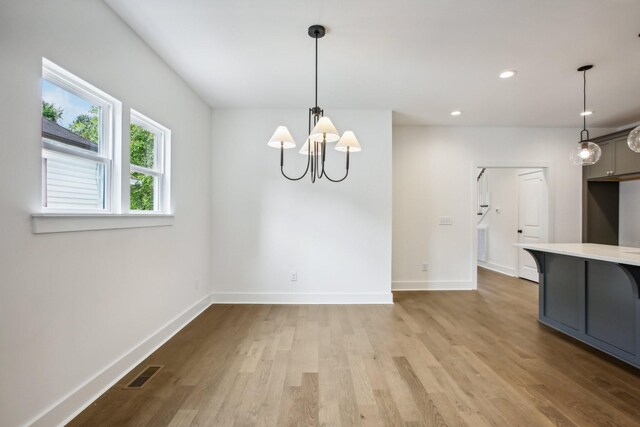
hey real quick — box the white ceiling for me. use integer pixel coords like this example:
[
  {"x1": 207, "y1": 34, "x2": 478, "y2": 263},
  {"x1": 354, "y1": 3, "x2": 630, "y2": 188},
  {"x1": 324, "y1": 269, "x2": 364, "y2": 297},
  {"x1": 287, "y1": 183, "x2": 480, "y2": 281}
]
[{"x1": 105, "y1": 0, "x2": 640, "y2": 127}]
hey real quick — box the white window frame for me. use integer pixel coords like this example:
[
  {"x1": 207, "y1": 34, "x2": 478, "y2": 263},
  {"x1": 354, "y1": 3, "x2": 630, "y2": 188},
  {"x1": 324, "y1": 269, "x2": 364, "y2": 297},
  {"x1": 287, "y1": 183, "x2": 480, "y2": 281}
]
[
  {"x1": 41, "y1": 58, "x2": 122, "y2": 213},
  {"x1": 129, "y1": 110, "x2": 171, "y2": 214},
  {"x1": 34, "y1": 59, "x2": 174, "y2": 233}
]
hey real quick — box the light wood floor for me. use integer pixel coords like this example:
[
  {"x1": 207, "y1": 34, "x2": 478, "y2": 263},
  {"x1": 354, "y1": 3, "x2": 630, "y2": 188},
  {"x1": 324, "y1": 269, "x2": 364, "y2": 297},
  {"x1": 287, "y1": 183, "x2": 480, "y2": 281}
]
[{"x1": 70, "y1": 268, "x2": 640, "y2": 426}]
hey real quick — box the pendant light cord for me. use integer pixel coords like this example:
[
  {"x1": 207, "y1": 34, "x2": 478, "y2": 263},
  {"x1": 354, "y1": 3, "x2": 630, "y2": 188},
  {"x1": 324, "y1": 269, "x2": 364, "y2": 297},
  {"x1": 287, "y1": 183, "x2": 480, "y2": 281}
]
[{"x1": 581, "y1": 68, "x2": 590, "y2": 142}]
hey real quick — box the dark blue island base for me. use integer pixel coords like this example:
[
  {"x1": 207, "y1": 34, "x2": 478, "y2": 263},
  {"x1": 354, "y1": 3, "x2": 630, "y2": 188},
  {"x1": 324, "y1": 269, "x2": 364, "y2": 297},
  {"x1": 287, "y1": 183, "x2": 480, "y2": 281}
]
[{"x1": 525, "y1": 249, "x2": 640, "y2": 369}]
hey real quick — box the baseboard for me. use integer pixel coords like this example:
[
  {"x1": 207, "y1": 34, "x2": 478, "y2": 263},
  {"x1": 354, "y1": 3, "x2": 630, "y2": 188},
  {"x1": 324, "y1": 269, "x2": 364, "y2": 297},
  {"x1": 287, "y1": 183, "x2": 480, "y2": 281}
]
[
  {"x1": 477, "y1": 262, "x2": 517, "y2": 277},
  {"x1": 29, "y1": 293, "x2": 213, "y2": 427},
  {"x1": 392, "y1": 280, "x2": 475, "y2": 291},
  {"x1": 211, "y1": 292, "x2": 393, "y2": 304}
]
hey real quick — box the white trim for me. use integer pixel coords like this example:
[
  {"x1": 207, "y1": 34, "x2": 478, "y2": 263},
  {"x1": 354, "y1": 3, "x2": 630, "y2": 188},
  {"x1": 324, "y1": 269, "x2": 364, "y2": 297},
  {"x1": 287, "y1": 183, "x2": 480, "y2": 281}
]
[
  {"x1": 130, "y1": 164, "x2": 163, "y2": 177},
  {"x1": 392, "y1": 280, "x2": 475, "y2": 291},
  {"x1": 31, "y1": 213, "x2": 174, "y2": 234},
  {"x1": 28, "y1": 294, "x2": 212, "y2": 427},
  {"x1": 211, "y1": 292, "x2": 393, "y2": 304},
  {"x1": 130, "y1": 109, "x2": 171, "y2": 214},
  {"x1": 477, "y1": 262, "x2": 517, "y2": 277}
]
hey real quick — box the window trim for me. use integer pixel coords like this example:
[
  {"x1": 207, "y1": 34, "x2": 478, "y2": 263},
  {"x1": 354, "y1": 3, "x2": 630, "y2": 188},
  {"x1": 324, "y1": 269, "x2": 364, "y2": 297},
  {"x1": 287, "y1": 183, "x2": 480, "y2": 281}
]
[
  {"x1": 34, "y1": 59, "x2": 173, "y2": 233},
  {"x1": 129, "y1": 109, "x2": 171, "y2": 214},
  {"x1": 41, "y1": 58, "x2": 122, "y2": 213}
]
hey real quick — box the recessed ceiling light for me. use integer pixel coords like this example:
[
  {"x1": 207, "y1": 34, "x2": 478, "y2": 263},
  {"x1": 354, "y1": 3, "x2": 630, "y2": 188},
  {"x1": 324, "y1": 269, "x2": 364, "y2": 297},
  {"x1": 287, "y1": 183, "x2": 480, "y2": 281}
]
[
  {"x1": 450, "y1": 110, "x2": 462, "y2": 116},
  {"x1": 580, "y1": 111, "x2": 593, "y2": 116},
  {"x1": 499, "y1": 70, "x2": 517, "y2": 79}
]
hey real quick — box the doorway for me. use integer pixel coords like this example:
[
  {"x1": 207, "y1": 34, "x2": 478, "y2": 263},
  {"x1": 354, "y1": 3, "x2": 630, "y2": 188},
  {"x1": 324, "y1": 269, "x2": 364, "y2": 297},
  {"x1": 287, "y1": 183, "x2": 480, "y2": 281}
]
[{"x1": 474, "y1": 167, "x2": 550, "y2": 284}]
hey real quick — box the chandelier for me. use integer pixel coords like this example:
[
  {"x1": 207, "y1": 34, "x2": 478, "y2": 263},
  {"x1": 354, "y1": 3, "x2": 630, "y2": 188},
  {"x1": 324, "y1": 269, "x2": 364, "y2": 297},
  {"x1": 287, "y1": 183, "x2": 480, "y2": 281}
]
[
  {"x1": 570, "y1": 65, "x2": 602, "y2": 166},
  {"x1": 267, "y1": 25, "x2": 361, "y2": 183}
]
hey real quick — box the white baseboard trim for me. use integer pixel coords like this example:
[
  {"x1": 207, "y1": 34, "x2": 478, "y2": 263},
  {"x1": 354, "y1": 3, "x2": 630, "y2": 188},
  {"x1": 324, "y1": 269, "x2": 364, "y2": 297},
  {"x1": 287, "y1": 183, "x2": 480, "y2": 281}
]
[
  {"x1": 211, "y1": 292, "x2": 393, "y2": 304},
  {"x1": 29, "y1": 293, "x2": 212, "y2": 427},
  {"x1": 477, "y1": 262, "x2": 517, "y2": 277},
  {"x1": 392, "y1": 280, "x2": 475, "y2": 291}
]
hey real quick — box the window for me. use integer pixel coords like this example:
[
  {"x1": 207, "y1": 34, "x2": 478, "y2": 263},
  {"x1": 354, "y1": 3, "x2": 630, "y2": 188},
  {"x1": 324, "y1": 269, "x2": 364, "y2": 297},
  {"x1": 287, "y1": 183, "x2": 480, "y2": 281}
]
[
  {"x1": 41, "y1": 59, "x2": 120, "y2": 212},
  {"x1": 36, "y1": 59, "x2": 172, "y2": 233},
  {"x1": 129, "y1": 110, "x2": 171, "y2": 213}
]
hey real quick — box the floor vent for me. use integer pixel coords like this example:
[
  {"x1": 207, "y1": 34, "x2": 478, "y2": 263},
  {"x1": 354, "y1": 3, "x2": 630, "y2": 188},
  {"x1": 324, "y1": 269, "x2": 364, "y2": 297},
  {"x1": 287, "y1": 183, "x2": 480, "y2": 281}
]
[{"x1": 123, "y1": 365, "x2": 163, "y2": 389}]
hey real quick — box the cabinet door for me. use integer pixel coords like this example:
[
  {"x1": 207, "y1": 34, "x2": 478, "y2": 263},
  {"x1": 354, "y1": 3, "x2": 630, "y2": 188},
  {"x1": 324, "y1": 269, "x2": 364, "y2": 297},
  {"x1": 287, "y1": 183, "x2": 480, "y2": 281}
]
[
  {"x1": 614, "y1": 136, "x2": 640, "y2": 176},
  {"x1": 586, "y1": 141, "x2": 613, "y2": 179}
]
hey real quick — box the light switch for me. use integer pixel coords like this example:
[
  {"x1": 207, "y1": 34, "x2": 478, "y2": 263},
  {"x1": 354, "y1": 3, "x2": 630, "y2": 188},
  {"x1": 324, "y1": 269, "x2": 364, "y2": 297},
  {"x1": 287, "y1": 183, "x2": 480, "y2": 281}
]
[{"x1": 439, "y1": 216, "x2": 453, "y2": 225}]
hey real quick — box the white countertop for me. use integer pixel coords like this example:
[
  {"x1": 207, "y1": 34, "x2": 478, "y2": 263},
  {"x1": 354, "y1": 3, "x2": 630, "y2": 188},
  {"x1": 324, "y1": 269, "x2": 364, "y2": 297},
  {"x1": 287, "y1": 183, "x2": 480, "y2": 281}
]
[{"x1": 514, "y1": 243, "x2": 640, "y2": 267}]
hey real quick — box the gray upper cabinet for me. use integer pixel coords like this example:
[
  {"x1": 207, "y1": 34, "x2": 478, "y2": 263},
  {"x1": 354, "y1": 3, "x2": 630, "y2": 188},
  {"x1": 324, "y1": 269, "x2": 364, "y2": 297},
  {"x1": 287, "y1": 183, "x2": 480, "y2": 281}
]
[
  {"x1": 585, "y1": 141, "x2": 614, "y2": 179},
  {"x1": 614, "y1": 136, "x2": 640, "y2": 176},
  {"x1": 585, "y1": 129, "x2": 640, "y2": 180}
]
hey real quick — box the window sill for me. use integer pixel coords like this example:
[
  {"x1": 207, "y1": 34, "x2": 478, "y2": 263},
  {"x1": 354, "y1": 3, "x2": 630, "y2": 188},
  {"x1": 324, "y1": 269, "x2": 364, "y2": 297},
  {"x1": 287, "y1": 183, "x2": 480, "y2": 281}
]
[{"x1": 31, "y1": 213, "x2": 174, "y2": 234}]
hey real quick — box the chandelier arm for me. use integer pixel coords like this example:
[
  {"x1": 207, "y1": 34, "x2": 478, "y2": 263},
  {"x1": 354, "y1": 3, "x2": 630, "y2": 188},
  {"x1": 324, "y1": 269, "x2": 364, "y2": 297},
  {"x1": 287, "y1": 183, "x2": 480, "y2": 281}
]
[
  {"x1": 318, "y1": 135, "x2": 328, "y2": 178},
  {"x1": 315, "y1": 141, "x2": 323, "y2": 179},
  {"x1": 321, "y1": 149, "x2": 350, "y2": 183},
  {"x1": 279, "y1": 143, "x2": 312, "y2": 181},
  {"x1": 310, "y1": 144, "x2": 316, "y2": 183}
]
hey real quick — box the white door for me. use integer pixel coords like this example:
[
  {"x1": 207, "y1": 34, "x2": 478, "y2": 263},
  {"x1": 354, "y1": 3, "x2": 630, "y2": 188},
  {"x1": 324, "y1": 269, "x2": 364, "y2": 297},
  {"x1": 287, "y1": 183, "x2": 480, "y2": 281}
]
[{"x1": 517, "y1": 170, "x2": 549, "y2": 282}]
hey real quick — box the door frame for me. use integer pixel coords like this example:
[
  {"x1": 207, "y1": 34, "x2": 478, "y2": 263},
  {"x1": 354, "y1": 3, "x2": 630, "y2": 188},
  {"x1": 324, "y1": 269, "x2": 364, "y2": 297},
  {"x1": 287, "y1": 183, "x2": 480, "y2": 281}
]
[{"x1": 470, "y1": 161, "x2": 556, "y2": 289}]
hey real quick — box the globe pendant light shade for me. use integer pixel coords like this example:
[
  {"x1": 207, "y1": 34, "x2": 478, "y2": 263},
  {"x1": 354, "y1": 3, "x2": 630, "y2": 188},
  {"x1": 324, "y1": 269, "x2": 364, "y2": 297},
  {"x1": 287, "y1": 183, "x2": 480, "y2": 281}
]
[
  {"x1": 309, "y1": 117, "x2": 340, "y2": 143},
  {"x1": 570, "y1": 141, "x2": 602, "y2": 166},
  {"x1": 335, "y1": 131, "x2": 361, "y2": 152},
  {"x1": 298, "y1": 138, "x2": 321, "y2": 155},
  {"x1": 268, "y1": 126, "x2": 296, "y2": 149},
  {"x1": 628, "y1": 125, "x2": 640, "y2": 153}
]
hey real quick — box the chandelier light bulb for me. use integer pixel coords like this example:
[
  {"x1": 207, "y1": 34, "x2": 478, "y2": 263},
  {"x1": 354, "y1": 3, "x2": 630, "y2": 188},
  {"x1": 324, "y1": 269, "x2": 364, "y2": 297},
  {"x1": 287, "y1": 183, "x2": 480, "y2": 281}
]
[
  {"x1": 628, "y1": 125, "x2": 640, "y2": 153},
  {"x1": 579, "y1": 148, "x2": 591, "y2": 159},
  {"x1": 570, "y1": 141, "x2": 602, "y2": 166}
]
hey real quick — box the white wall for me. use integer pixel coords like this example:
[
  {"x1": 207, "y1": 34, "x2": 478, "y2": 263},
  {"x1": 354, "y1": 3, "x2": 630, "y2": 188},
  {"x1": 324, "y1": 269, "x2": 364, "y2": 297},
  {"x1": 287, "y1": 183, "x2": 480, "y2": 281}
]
[
  {"x1": 392, "y1": 126, "x2": 611, "y2": 290},
  {"x1": 0, "y1": 1, "x2": 212, "y2": 426},
  {"x1": 620, "y1": 180, "x2": 640, "y2": 247},
  {"x1": 210, "y1": 109, "x2": 393, "y2": 303},
  {"x1": 477, "y1": 168, "x2": 519, "y2": 276}
]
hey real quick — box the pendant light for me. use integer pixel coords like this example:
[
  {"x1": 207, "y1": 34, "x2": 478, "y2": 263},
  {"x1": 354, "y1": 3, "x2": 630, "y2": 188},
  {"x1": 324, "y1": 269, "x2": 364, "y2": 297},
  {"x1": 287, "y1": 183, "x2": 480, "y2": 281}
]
[
  {"x1": 628, "y1": 125, "x2": 640, "y2": 153},
  {"x1": 266, "y1": 25, "x2": 361, "y2": 183},
  {"x1": 570, "y1": 65, "x2": 602, "y2": 166}
]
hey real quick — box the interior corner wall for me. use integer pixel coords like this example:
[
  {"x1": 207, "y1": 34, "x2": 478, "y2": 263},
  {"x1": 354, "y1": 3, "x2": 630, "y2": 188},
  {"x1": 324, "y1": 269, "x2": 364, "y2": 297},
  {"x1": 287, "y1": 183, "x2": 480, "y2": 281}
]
[
  {"x1": 210, "y1": 109, "x2": 393, "y2": 303},
  {"x1": 477, "y1": 168, "x2": 519, "y2": 276},
  {"x1": 392, "y1": 126, "x2": 612, "y2": 290},
  {"x1": 0, "y1": 1, "x2": 212, "y2": 426}
]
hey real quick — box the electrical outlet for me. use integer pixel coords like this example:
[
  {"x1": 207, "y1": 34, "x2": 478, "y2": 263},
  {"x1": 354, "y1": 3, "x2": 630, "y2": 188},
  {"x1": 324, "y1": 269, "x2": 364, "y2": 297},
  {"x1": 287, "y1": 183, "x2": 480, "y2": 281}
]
[
  {"x1": 422, "y1": 262, "x2": 428, "y2": 272},
  {"x1": 290, "y1": 271, "x2": 297, "y2": 282}
]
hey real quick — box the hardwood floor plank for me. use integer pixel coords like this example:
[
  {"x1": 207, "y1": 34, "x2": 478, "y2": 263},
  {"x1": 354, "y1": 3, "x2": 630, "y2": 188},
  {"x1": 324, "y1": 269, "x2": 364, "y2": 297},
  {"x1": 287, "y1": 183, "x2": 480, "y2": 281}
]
[{"x1": 70, "y1": 268, "x2": 640, "y2": 426}]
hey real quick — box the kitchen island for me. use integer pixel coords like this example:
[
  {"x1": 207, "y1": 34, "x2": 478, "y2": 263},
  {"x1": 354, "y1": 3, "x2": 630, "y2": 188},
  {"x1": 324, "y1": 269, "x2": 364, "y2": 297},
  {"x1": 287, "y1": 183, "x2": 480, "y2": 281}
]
[{"x1": 515, "y1": 243, "x2": 640, "y2": 368}]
